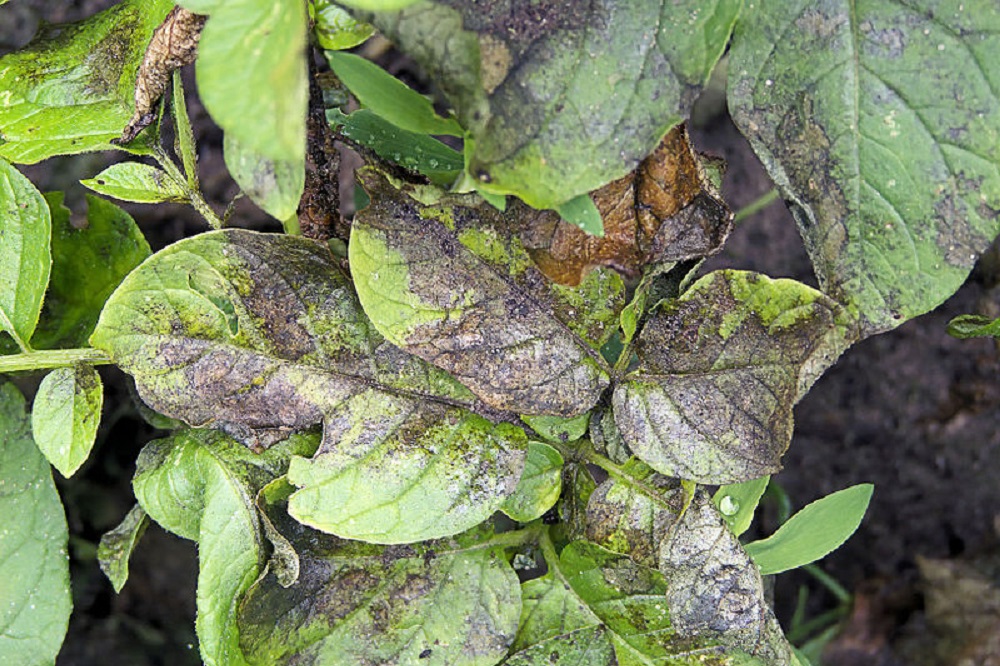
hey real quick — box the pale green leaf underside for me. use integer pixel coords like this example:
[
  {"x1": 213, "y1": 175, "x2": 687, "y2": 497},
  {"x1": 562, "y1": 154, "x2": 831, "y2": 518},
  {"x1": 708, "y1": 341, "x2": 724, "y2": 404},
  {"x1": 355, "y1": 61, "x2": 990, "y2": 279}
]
[
  {"x1": 501, "y1": 441, "x2": 563, "y2": 523},
  {"x1": 223, "y1": 132, "x2": 304, "y2": 221},
  {"x1": 350, "y1": 170, "x2": 621, "y2": 417},
  {"x1": 239, "y1": 520, "x2": 521, "y2": 666},
  {"x1": 31, "y1": 364, "x2": 104, "y2": 478},
  {"x1": 0, "y1": 383, "x2": 71, "y2": 666},
  {"x1": 365, "y1": 0, "x2": 742, "y2": 208},
  {"x1": 97, "y1": 504, "x2": 150, "y2": 594},
  {"x1": 0, "y1": 159, "x2": 50, "y2": 348},
  {"x1": 729, "y1": 0, "x2": 1000, "y2": 336},
  {"x1": 614, "y1": 270, "x2": 850, "y2": 484},
  {"x1": 193, "y1": 0, "x2": 308, "y2": 163},
  {"x1": 81, "y1": 161, "x2": 188, "y2": 204},
  {"x1": 0, "y1": 0, "x2": 173, "y2": 163},
  {"x1": 745, "y1": 484, "x2": 874, "y2": 575}
]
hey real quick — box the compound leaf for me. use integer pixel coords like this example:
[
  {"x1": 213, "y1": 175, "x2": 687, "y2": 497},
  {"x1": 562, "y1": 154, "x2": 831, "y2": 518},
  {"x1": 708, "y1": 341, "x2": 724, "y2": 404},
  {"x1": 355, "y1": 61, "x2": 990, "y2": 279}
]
[
  {"x1": 238, "y1": 517, "x2": 520, "y2": 666},
  {"x1": 744, "y1": 484, "x2": 874, "y2": 575},
  {"x1": 31, "y1": 364, "x2": 104, "y2": 478},
  {"x1": 0, "y1": 0, "x2": 173, "y2": 163},
  {"x1": 92, "y1": 229, "x2": 527, "y2": 543},
  {"x1": 0, "y1": 159, "x2": 50, "y2": 350},
  {"x1": 185, "y1": 0, "x2": 307, "y2": 164},
  {"x1": 133, "y1": 428, "x2": 313, "y2": 666},
  {"x1": 350, "y1": 170, "x2": 622, "y2": 416},
  {"x1": 613, "y1": 271, "x2": 851, "y2": 484},
  {"x1": 32, "y1": 193, "x2": 150, "y2": 350},
  {"x1": 81, "y1": 161, "x2": 188, "y2": 204},
  {"x1": 97, "y1": 504, "x2": 150, "y2": 594},
  {"x1": 501, "y1": 441, "x2": 563, "y2": 523},
  {"x1": 0, "y1": 382, "x2": 71, "y2": 665},
  {"x1": 729, "y1": 0, "x2": 1000, "y2": 337},
  {"x1": 362, "y1": 0, "x2": 741, "y2": 209}
]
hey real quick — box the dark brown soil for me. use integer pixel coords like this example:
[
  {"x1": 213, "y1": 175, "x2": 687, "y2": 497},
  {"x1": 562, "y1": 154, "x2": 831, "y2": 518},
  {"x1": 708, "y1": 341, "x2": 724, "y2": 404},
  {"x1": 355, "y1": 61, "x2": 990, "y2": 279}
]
[{"x1": 4, "y1": 2, "x2": 999, "y2": 665}]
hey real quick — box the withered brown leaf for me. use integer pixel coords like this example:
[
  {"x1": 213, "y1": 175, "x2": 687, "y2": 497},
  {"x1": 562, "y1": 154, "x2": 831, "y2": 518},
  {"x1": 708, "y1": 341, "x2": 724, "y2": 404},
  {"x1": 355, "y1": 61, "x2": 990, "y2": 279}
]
[
  {"x1": 115, "y1": 6, "x2": 206, "y2": 145},
  {"x1": 522, "y1": 124, "x2": 733, "y2": 286}
]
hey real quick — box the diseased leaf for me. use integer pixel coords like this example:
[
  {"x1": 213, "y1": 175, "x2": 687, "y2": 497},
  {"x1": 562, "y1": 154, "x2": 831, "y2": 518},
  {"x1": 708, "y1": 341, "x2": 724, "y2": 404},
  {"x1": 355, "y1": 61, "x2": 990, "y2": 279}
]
[
  {"x1": 0, "y1": 382, "x2": 71, "y2": 665},
  {"x1": 31, "y1": 365, "x2": 104, "y2": 478},
  {"x1": 185, "y1": 0, "x2": 307, "y2": 163},
  {"x1": 501, "y1": 441, "x2": 563, "y2": 523},
  {"x1": 117, "y1": 6, "x2": 206, "y2": 145},
  {"x1": 0, "y1": 0, "x2": 174, "y2": 163},
  {"x1": 350, "y1": 170, "x2": 622, "y2": 416},
  {"x1": 613, "y1": 270, "x2": 851, "y2": 484},
  {"x1": 223, "y1": 132, "x2": 305, "y2": 222},
  {"x1": 0, "y1": 159, "x2": 50, "y2": 350},
  {"x1": 362, "y1": 1, "x2": 741, "y2": 208},
  {"x1": 729, "y1": 0, "x2": 1000, "y2": 336},
  {"x1": 744, "y1": 484, "x2": 874, "y2": 575},
  {"x1": 238, "y1": 515, "x2": 521, "y2": 666},
  {"x1": 329, "y1": 108, "x2": 464, "y2": 185},
  {"x1": 133, "y1": 428, "x2": 314, "y2": 666},
  {"x1": 948, "y1": 313, "x2": 1000, "y2": 339},
  {"x1": 659, "y1": 491, "x2": 793, "y2": 664},
  {"x1": 326, "y1": 50, "x2": 462, "y2": 136},
  {"x1": 91, "y1": 229, "x2": 527, "y2": 543},
  {"x1": 558, "y1": 462, "x2": 598, "y2": 542},
  {"x1": 521, "y1": 413, "x2": 589, "y2": 444},
  {"x1": 32, "y1": 193, "x2": 151, "y2": 350},
  {"x1": 524, "y1": 125, "x2": 733, "y2": 286},
  {"x1": 511, "y1": 573, "x2": 602, "y2": 655},
  {"x1": 713, "y1": 475, "x2": 770, "y2": 538},
  {"x1": 312, "y1": 0, "x2": 374, "y2": 51},
  {"x1": 503, "y1": 626, "x2": 615, "y2": 666},
  {"x1": 98, "y1": 504, "x2": 150, "y2": 594},
  {"x1": 81, "y1": 161, "x2": 188, "y2": 203}
]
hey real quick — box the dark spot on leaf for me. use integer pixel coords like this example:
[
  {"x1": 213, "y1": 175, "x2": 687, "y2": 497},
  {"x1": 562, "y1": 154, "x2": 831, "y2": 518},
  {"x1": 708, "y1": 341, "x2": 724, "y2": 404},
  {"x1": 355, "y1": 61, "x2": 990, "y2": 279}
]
[{"x1": 419, "y1": 649, "x2": 432, "y2": 659}]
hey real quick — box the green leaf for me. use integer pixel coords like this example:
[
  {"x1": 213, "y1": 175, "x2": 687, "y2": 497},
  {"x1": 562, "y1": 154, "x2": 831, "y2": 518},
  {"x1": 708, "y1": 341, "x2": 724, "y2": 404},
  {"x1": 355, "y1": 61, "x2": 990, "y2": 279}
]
[
  {"x1": 97, "y1": 504, "x2": 150, "y2": 594},
  {"x1": 947, "y1": 313, "x2": 1000, "y2": 339},
  {"x1": 728, "y1": 0, "x2": 1000, "y2": 337},
  {"x1": 0, "y1": 159, "x2": 50, "y2": 350},
  {"x1": 238, "y1": 517, "x2": 521, "y2": 665},
  {"x1": 31, "y1": 364, "x2": 104, "y2": 478},
  {"x1": 91, "y1": 229, "x2": 527, "y2": 543},
  {"x1": 0, "y1": 382, "x2": 71, "y2": 665},
  {"x1": 312, "y1": 0, "x2": 374, "y2": 51},
  {"x1": 511, "y1": 573, "x2": 602, "y2": 654},
  {"x1": 350, "y1": 170, "x2": 622, "y2": 416},
  {"x1": 189, "y1": 0, "x2": 308, "y2": 163},
  {"x1": 613, "y1": 271, "x2": 851, "y2": 484},
  {"x1": 333, "y1": 0, "x2": 423, "y2": 10},
  {"x1": 745, "y1": 484, "x2": 874, "y2": 576},
  {"x1": 223, "y1": 133, "x2": 305, "y2": 221},
  {"x1": 363, "y1": 0, "x2": 741, "y2": 208},
  {"x1": 713, "y1": 475, "x2": 770, "y2": 538},
  {"x1": 133, "y1": 428, "x2": 314, "y2": 666},
  {"x1": 326, "y1": 50, "x2": 462, "y2": 136},
  {"x1": 0, "y1": 0, "x2": 174, "y2": 163},
  {"x1": 329, "y1": 108, "x2": 463, "y2": 185},
  {"x1": 172, "y1": 70, "x2": 200, "y2": 188},
  {"x1": 501, "y1": 441, "x2": 563, "y2": 522},
  {"x1": 556, "y1": 195, "x2": 604, "y2": 237},
  {"x1": 504, "y1": 626, "x2": 615, "y2": 665},
  {"x1": 32, "y1": 192, "x2": 150, "y2": 350},
  {"x1": 520, "y1": 413, "x2": 589, "y2": 444},
  {"x1": 81, "y1": 161, "x2": 188, "y2": 203}
]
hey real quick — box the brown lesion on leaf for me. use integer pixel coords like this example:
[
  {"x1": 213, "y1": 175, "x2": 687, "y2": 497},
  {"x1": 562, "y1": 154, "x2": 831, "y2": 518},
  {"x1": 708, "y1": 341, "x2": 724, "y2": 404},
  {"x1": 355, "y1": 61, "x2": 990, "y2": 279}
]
[
  {"x1": 521, "y1": 124, "x2": 734, "y2": 287},
  {"x1": 477, "y1": 34, "x2": 512, "y2": 94},
  {"x1": 115, "y1": 6, "x2": 206, "y2": 145}
]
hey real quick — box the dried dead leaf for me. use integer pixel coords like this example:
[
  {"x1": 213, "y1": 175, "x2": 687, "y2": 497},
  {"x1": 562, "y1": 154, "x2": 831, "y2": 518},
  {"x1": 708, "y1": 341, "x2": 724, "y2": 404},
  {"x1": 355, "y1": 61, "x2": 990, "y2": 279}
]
[{"x1": 115, "y1": 6, "x2": 206, "y2": 145}]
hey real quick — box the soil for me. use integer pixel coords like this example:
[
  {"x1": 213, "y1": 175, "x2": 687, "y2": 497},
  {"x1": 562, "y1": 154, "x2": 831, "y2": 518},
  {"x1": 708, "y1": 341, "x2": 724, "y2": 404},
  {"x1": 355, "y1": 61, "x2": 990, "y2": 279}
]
[{"x1": 3, "y1": 2, "x2": 999, "y2": 665}]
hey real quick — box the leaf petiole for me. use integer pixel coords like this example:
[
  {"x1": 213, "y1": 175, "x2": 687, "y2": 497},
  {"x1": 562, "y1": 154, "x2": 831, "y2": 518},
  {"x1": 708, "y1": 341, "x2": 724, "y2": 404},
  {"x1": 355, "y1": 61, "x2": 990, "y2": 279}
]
[{"x1": 0, "y1": 348, "x2": 112, "y2": 373}]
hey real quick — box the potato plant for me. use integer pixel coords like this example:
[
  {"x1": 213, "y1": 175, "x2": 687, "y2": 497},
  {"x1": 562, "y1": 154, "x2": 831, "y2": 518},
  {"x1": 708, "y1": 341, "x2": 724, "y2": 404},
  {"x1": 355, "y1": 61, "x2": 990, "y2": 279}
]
[{"x1": 0, "y1": 1, "x2": 997, "y2": 665}]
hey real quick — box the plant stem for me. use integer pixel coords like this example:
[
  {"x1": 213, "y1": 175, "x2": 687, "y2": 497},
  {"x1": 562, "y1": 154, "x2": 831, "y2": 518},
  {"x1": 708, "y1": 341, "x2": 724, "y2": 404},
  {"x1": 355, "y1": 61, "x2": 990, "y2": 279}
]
[
  {"x1": 0, "y1": 348, "x2": 112, "y2": 373},
  {"x1": 733, "y1": 188, "x2": 779, "y2": 223},
  {"x1": 155, "y1": 149, "x2": 223, "y2": 229}
]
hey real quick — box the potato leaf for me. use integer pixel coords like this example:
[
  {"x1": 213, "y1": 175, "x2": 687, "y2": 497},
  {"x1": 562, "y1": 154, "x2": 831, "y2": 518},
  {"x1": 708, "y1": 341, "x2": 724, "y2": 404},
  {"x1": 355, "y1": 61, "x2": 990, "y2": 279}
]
[
  {"x1": 729, "y1": 0, "x2": 1000, "y2": 337},
  {"x1": 947, "y1": 313, "x2": 1000, "y2": 339},
  {"x1": 312, "y1": 0, "x2": 374, "y2": 51},
  {"x1": 360, "y1": 0, "x2": 741, "y2": 208},
  {"x1": 238, "y1": 516, "x2": 520, "y2": 666},
  {"x1": 744, "y1": 484, "x2": 874, "y2": 575},
  {"x1": 713, "y1": 475, "x2": 771, "y2": 538},
  {"x1": 223, "y1": 133, "x2": 304, "y2": 222},
  {"x1": 501, "y1": 441, "x2": 563, "y2": 523},
  {"x1": 350, "y1": 170, "x2": 623, "y2": 416},
  {"x1": 613, "y1": 271, "x2": 851, "y2": 484},
  {"x1": 0, "y1": 159, "x2": 50, "y2": 350},
  {"x1": 97, "y1": 504, "x2": 150, "y2": 594},
  {"x1": 91, "y1": 229, "x2": 527, "y2": 543},
  {"x1": 133, "y1": 428, "x2": 314, "y2": 666},
  {"x1": 32, "y1": 193, "x2": 150, "y2": 350},
  {"x1": 31, "y1": 365, "x2": 104, "y2": 478},
  {"x1": 81, "y1": 162, "x2": 188, "y2": 203},
  {"x1": 0, "y1": 382, "x2": 71, "y2": 665},
  {"x1": 0, "y1": 0, "x2": 173, "y2": 163}
]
